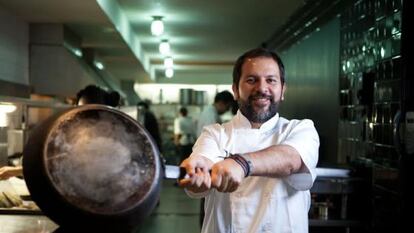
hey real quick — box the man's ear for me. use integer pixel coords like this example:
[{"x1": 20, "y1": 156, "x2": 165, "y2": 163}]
[
  {"x1": 281, "y1": 84, "x2": 287, "y2": 101},
  {"x1": 232, "y1": 84, "x2": 239, "y2": 100}
]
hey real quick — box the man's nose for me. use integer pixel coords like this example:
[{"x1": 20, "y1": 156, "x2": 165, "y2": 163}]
[{"x1": 255, "y1": 78, "x2": 269, "y2": 93}]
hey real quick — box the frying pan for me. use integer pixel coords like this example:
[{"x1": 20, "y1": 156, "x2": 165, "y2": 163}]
[{"x1": 23, "y1": 105, "x2": 163, "y2": 231}]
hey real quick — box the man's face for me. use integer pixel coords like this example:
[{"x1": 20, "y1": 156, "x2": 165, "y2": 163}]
[
  {"x1": 216, "y1": 102, "x2": 231, "y2": 115},
  {"x1": 232, "y1": 57, "x2": 285, "y2": 123}
]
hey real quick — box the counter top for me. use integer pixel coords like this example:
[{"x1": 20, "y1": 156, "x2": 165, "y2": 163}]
[{"x1": 0, "y1": 214, "x2": 58, "y2": 233}]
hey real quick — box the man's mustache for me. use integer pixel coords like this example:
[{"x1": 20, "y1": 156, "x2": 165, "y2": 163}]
[{"x1": 248, "y1": 93, "x2": 273, "y2": 101}]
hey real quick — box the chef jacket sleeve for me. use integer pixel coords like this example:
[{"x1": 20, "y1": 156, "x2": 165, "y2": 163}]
[
  {"x1": 280, "y1": 119, "x2": 319, "y2": 191},
  {"x1": 191, "y1": 123, "x2": 227, "y2": 163}
]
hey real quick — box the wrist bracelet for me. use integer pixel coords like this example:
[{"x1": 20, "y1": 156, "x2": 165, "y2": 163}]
[
  {"x1": 226, "y1": 153, "x2": 252, "y2": 177},
  {"x1": 239, "y1": 154, "x2": 253, "y2": 176}
]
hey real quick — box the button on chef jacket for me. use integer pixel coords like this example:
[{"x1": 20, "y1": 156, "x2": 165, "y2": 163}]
[{"x1": 187, "y1": 111, "x2": 319, "y2": 233}]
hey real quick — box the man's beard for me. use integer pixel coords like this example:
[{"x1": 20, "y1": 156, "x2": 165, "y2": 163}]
[{"x1": 238, "y1": 92, "x2": 279, "y2": 123}]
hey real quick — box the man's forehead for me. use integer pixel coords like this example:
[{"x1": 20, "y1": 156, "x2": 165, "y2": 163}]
[{"x1": 241, "y1": 57, "x2": 280, "y2": 76}]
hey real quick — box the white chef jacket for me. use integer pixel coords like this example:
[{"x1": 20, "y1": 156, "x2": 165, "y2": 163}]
[
  {"x1": 187, "y1": 111, "x2": 319, "y2": 233},
  {"x1": 174, "y1": 116, "x2": 196, "y2": 145}
]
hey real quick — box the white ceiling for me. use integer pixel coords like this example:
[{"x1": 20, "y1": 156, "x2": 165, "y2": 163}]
[{"x1": 0, "y1": 0, "x2": 305, "y2": 85}]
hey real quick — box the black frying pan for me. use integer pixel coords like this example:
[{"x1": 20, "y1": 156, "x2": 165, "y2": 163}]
[{"x1": 23, "y1": 105, "x2": 163, "y2": 231}]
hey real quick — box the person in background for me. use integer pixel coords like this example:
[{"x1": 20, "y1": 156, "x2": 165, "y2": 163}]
[
  {"x1": 1, "y1": 85, "x2": 120, "y2": 180},
  {"x1": 76, "y1": 85, "x2": 120, "y2": 107},
  {"x1": 231, "y1": 97, "x2": 239, "y2": 115},
  {"x1": 193, "y1": 90, "x2": 234, "y2": 227},
  {"x1": 137, "y1": 101, "x2": 162, "y2": 152},
  {"x1": 174, "y1": 107, "x2": 196, "y2": 164},
  {"x1": 179, "y1": 48, "x2": 319, "y2": 233},
  {"x1": 196, "y1": 90, "x2": 234, "y2": 136}
]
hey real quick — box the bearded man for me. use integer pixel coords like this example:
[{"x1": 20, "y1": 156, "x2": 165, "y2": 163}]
[{"x1": 179, "y1": 48, "x2": 320, "y2": 233}]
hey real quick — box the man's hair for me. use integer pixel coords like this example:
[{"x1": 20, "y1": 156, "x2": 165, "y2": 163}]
[
  {"x1": 76, "y1": 85, "x2": 120, "y2": 107},
  {"x1": 214, "y1": 91, "x2": 234, "y2": 104},
  {"x1": 179, "y1": 107, "x2": 188, "y2": 116},
  {"x1": 137, "y1": 101, "x2": 149, "y2": 110},
  {"x1": 232, "y1": 48, "x2": 285, "y2": 88}
]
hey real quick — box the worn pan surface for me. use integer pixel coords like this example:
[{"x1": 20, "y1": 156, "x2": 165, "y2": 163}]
[{"x1": 23, "y1": 105, "x2": 162, "y2": 231}]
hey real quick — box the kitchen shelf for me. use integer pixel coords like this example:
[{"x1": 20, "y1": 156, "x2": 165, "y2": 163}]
[
  {"x1": 373, "y1": 101, "x2": 400, "y2": 105},
  {"x1": 374, "y1": 79, "x2": 400, "y2": 84},
  {"x1": 372, "y1": 184, "x2": 399, "y2": 197},
  {"x1": 339, "y1": 137, "x2": 362, "y2": 142},
  {"x1": 309, "y1": 219, "x2": 363, "y2": 227},
  {"x1": 0, "y1": 95, "x2": 70, "y2": 109},
  {"x1": 372, "y1": 142, "x2": 395, "y2": 148}
]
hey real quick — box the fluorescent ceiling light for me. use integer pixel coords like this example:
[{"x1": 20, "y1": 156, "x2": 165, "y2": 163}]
[
  {"x1": 151, "y1": 16, "x2": 164, "y2": 36},
  {"x1": 165, "y1": 68, "x2": 174, "y2": 78},
  {"x1": 0, "y1": 103, "x2": 17, "y2": 113},
  {"x1": 164, "y1": 56, "x2": 174, "y2": 68},
  {"x1": 159, "y1": 40, "x2": 170, "y2": 55}
]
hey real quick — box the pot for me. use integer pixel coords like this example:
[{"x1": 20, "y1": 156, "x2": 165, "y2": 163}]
[{"x1": 23, "y1": 105, "x2": 162, "y2": 231}]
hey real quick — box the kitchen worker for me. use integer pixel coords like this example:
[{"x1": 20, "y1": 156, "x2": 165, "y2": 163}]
[
  {"x1": 137, "y1": 101, "x2": 163, "y2": 152},
  {"x1": 196, "y1": 90, "x2": 234, "y2": 137},
  {"x1": 76, "y1": 84, "x2": 120, "y2": 107},
  {"x1": 174, "y1": 107, "x2": 196, "y2": 164},
  {"x1": 195, "y1": 90, "x2": 234, "y2": 226},
  {"x1": 179, "y1": 47, "x2": 319, "y2": 233}
]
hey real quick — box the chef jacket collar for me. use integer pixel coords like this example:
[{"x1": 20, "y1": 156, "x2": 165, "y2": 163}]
[{"x1": 233, "y1": 110, "x2": 279, "y2": 132}]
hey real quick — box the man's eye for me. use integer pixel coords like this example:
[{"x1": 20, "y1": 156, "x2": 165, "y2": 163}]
[
  {"x1": 246, "y1": 78, "x2": 255, "y2": 84},
  {"x1": 267, "y1": 79, "x2": 277, "y2": 84}
]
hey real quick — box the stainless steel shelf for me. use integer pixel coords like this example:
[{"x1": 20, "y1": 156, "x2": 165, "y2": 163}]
[{"x1": 309, "y1": 219, "x2": 363, "y2": 227}]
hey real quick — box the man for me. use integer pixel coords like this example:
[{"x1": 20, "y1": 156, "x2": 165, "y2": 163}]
[
  {"x1": 196, "y1": 90, "x2": 234, "y2": 136},
  {"x1": 76, "y1": 85, "x2": 120, "y2": 107},
  {"x1": 174, "y1": 107, "x2": 196, "y2": 163},
  {"x1": 179, "y1": 48, "x2": 319, "y2": 233},
  {"x1": 137, "y1": 101, "x2": 162, "y2": 152}
]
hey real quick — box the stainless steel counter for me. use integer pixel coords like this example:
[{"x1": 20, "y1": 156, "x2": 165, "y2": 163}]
[{"x1": 0, "y1": 215, "x2": 58, "y2": 233}]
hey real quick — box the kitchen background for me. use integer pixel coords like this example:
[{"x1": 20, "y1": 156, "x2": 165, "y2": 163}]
[{"x1": 0, "y1": 0, "x2": 412, "y2": 232}]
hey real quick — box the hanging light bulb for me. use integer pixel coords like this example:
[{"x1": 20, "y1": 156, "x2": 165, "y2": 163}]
[
  {"x1": 159, "y1": 39, "x2": 170, "y2": 55},
  {"x1": 165, "y1": 68, "x2": 174, "y2": 78},
  {"x1": 164, "y1": 56, "x2": 173, "y2": 68},
  {"x1": 151, "y1": 16, "x2": 164, "y2": 36}
]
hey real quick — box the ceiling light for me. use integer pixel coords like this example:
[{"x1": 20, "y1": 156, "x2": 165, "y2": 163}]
[
  {"x1": 165, "y1": 68, "x2": 174, "y2": 78},
  {"x1": 74, "y1": 49, "x2": 83, "y2": 57},
  {"x1": 164, "y1": 56, "x2": 174, "y2": 68},
  {"x1": 95, "y1": 61, "x2": 104, "y2": 70},
  {"x1": 0, "y1": 103, "x2": 17, "y2": 113},
  {"x1": 159, "y1": 40, "x2": 170, "y2": 55},
  {"x1": 151, "y1": 16, "x2": 164, "y2": 36}
]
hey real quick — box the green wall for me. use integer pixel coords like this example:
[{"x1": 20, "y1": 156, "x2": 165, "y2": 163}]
[{"x1": 280, "y1": 18, "x2": 340, "y2": 165}]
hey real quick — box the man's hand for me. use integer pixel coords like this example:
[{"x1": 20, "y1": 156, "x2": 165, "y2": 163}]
[
  {"x1": 211, "y1": 159, "x2": 245, "y2": 193},
  {"x1": 179, "y1": 156, "x2": 213, "y2": 193},
  {"x1": 0, "y1": 166, "x2": 23, "y2": 180}
]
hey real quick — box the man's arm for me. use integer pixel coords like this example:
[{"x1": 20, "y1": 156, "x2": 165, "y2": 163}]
[
  {"x1": 209, "y1": 145, "x2": 303, "y2": 192},
  {"x1": 211, "y1": 120, "x2": 319, "y2": 192},
  {"x1": 244, "y1": 144, "x2": 304, "y2": 177},
  {"x1": 0, "y1": 166, "x2": 23, "y2": 180}
]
